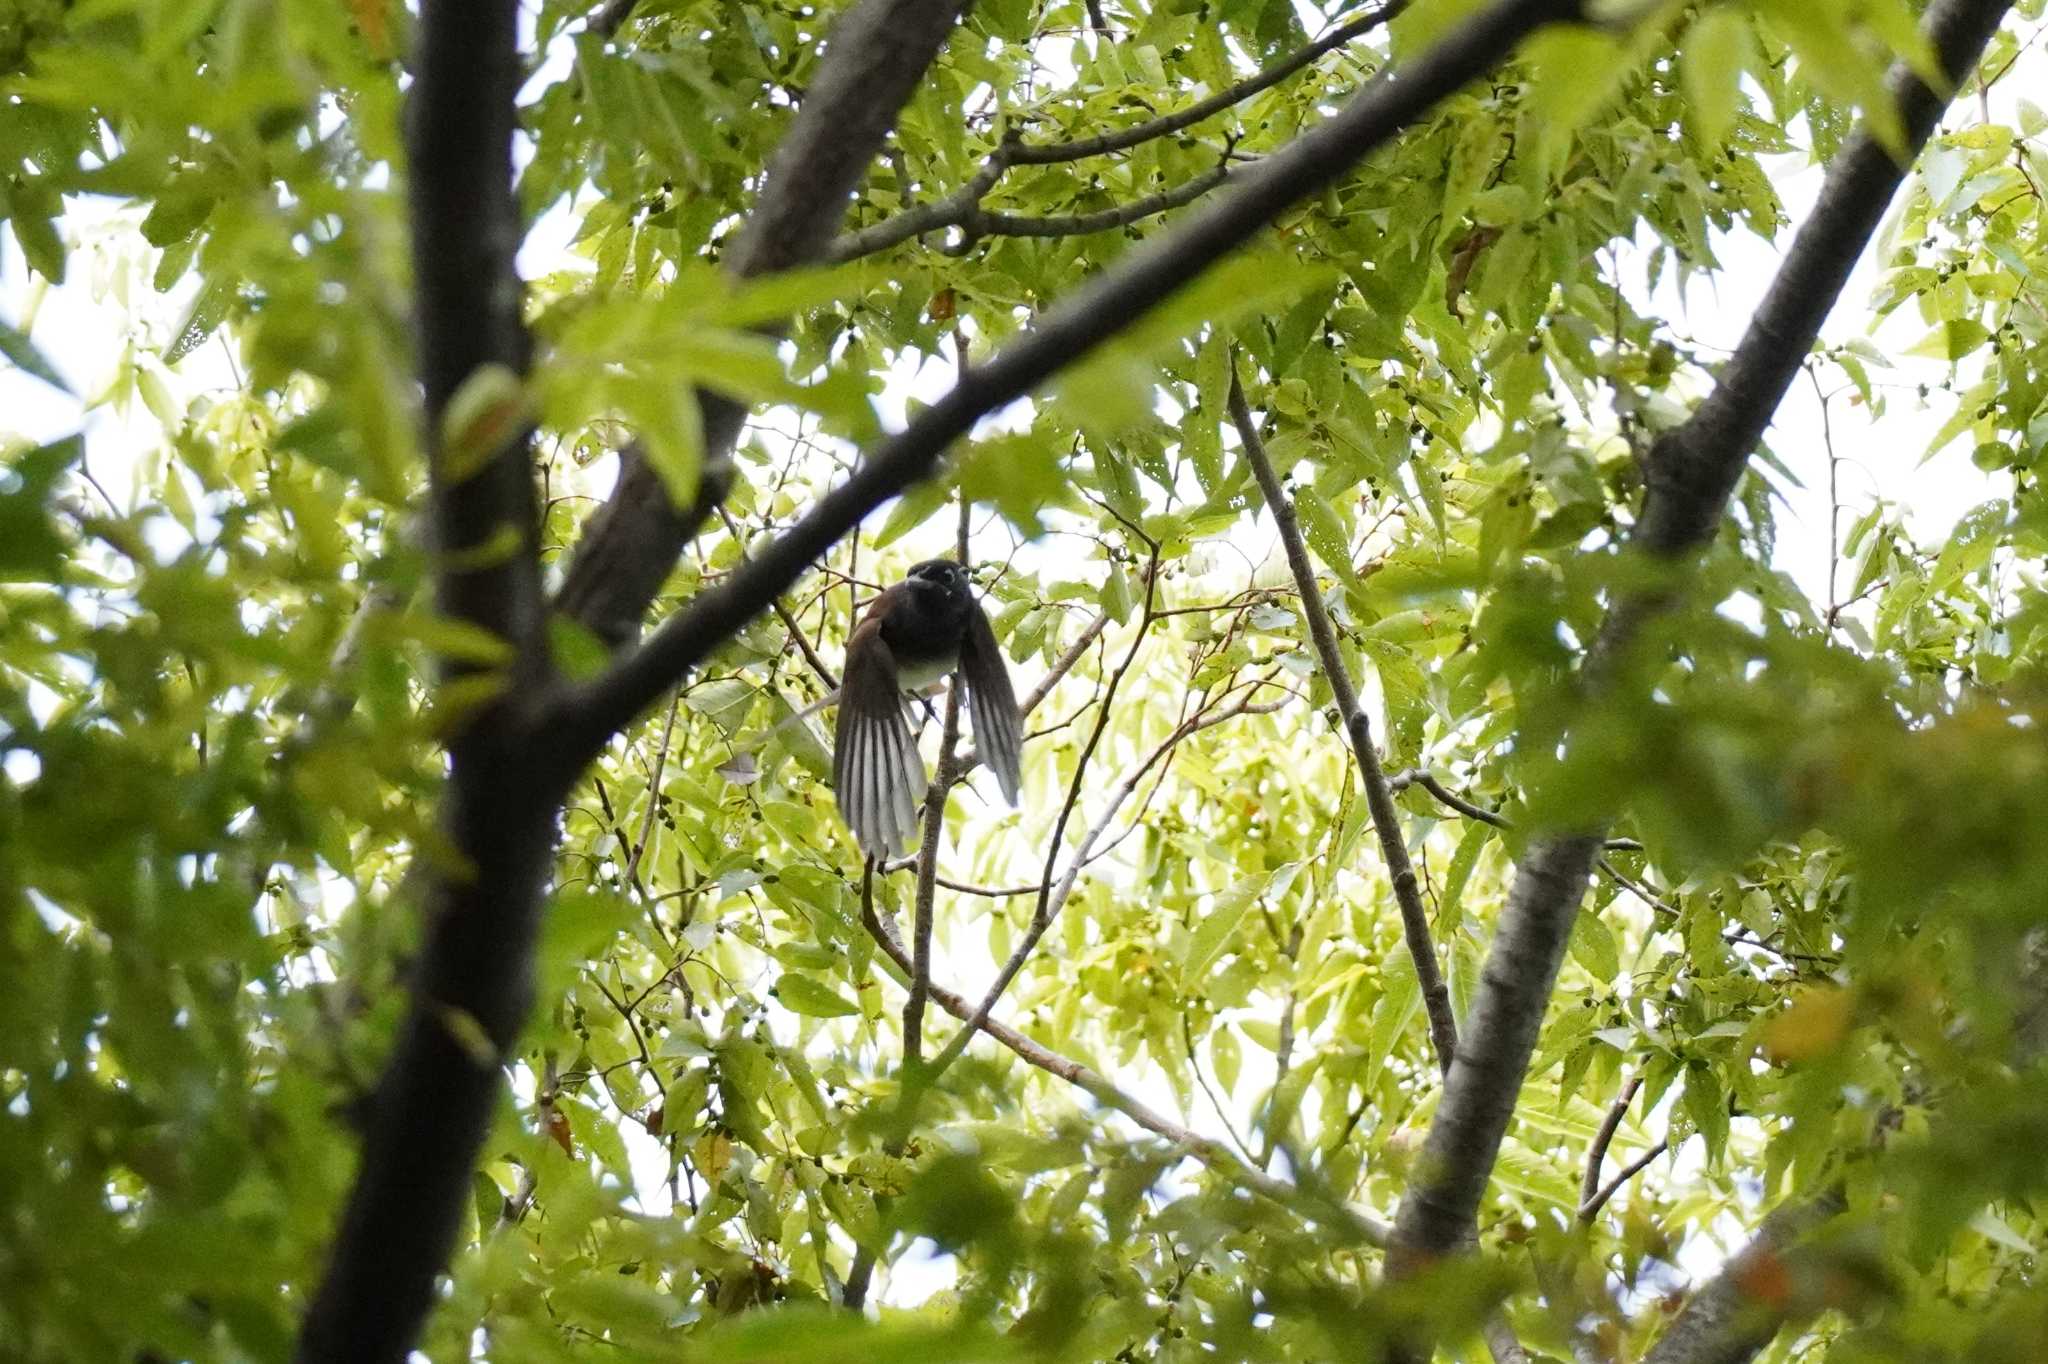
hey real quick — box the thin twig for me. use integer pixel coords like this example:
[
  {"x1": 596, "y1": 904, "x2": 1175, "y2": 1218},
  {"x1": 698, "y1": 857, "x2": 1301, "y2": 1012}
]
[
  {"x1": 622, "y1": 688, "x2": 682, "y2": 893},
  {"x1": 927, "y1": 676, "x2": 1293, "y2": 1081},
  {"x1": 1580, "y1": 1074, "x2": 1644, "y2": 1212},
  {"x1": 1578, "y1": 1138, "x2": 1670, "y2": 1223},
  {"x1": 858, "y1": 883, "x2": 1392, "y2": 1246},
  {"x1": 1230, "y1": 367, "x2": 1458, "y2": 1072},
  {"x1": 1389, "y1": 767, "x2": 1643, "y2": 852},
  {"x1": 921, "y1": 544, "x2": 1164, "y2": 1082},
  {"x1": 903, "y1": 496, "x2": 974, "y2": 1065},
  {"x1": 823, "y1": 3, "x2": 1408, "y2": 263},
  {"x1": 1183, "y1": 1014, "x2": 1259, "y2": 1164}
]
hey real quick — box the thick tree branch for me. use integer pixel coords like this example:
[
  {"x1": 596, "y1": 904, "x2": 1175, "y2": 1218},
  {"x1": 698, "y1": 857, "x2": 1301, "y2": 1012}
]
[
  {"x1": 1638, "y1": 1191, "x2": 1848, "y2": 1364},
  {"x1": 1230, "y1": 369, "x2": 1458, "y2": 1073},
  {"x1": 551, "y1": 0, "x2": 973, "y2": 647},
  {"x1": 1386, "y1": 0, "x2": 2012, "y2": 1347},
  {"x1": 555, "y1": 0, "x2": 1589, "y2": 752},
  {"x1": 295, "y1": 1, "x2": 557, "y2": 1359}
]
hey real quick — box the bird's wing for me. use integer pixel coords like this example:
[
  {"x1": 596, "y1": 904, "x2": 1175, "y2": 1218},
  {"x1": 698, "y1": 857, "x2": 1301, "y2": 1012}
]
[
  {"x1": 959, "y1": 601, "x2": 1023, "y2": 805},
  {"x1": 833, "y1": 619, "x2": 925, "y2": 857}
]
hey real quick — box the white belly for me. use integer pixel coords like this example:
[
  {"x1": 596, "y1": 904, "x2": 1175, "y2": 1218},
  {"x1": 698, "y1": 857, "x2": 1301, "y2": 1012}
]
[{"x1": 895, "y1": 650, "x2": 958, "y2": 693}]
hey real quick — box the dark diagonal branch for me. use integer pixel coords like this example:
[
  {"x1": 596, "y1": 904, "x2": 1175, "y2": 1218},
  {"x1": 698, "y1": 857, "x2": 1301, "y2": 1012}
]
[
  {"x1": 556, "y1": 0, "x2": 1589, "y2": 753},
  {"x1": 590, "y1": 0, "x2": 639, "y2": 41},
  {"x1": 1229, "y1": 369, "x2": 1458, "y2": 1073},
  {"x1": 1578, "y1": 1136, "x2": 1669, "y2": 1224},
  {"x1": 552, "y1": 0, "x2": 973, "y2": 647},
  {"x1": 1580, "y1": 1074, "x2": 1644, "y2": 1212},
  {"x1": 1386, "y1": 0, "x2": 2013, "y2": 1351}
]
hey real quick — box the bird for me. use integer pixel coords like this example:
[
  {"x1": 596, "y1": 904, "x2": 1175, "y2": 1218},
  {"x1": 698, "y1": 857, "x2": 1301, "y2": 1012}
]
[{"x1": 831, "y1": 559, "x2": 1022, "y2": 858}]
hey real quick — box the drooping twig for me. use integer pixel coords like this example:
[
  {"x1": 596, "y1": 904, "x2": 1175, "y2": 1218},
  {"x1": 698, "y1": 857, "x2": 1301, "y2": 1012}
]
[
  {"x1": 622, "y1": 688, "x2": 681, "y2": 894},
  {"x1": 858, "y1": 878, "x2": 1392, "y2": 1247},
  {"x1": 920, "y1": 543, "x2": 1164, "y2": 1081},
  {"x1": 1229, "y1": 368, "x2": 1459, "y2": 1072}
]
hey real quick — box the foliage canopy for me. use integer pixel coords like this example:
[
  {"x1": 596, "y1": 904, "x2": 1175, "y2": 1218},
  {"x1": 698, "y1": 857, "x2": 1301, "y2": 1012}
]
[{"x1": 5, "y1": 1, "x2": 2048, "y2": 1361}]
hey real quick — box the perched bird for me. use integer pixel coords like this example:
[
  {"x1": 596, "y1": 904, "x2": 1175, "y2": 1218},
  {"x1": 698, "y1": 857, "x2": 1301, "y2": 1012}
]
[{"x1": 832, "y1": 559, "x2": 1022, "y2": 857}]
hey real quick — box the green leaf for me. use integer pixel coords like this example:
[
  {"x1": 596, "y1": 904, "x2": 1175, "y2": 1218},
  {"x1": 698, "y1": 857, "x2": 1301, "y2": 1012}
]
[
  {"x1": 773, "y1": 972, "x2": 860, "y2": 1018},
  {"x1": 1682, "y1": 7, "x2": 1748, "y2": 149},
  {"x1": 0, "y1": 316, "x2": 70, "y2": 393},
  {"x1": 1568, "y1": 909, "x2": 1620, "y2": 982},
  {"x1": 1183, "y1": 863, "x2": 1300, "y2": 977}
]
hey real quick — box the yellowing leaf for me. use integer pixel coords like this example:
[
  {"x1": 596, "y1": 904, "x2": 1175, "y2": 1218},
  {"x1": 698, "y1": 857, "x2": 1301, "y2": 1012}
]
[
  {"x1": 1763, "y1": 987, "x2": 1854, "y2": 1064},
  {"x1": 438, "y1": 363, "x2": 533, "y2": 485}
]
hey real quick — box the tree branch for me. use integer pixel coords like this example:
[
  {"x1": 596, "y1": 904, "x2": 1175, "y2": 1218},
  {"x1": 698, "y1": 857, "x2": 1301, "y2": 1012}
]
[
  {"x1": 822, "y1": 2, "x2": 1406, "y2": 264},
  {"x1": 1230, "y1": 367, "x2": 1459, "y2": 1072},
  {"x1": 858, "y1": 884, "x2": 1391, "y2": 1246},
  {"x1": 1578, "y1": 1136, "x2": 1669, "y2": 1224},
  {"x1": 553, "y1": 0, "x2": 1589, "y2": 753},
  {"x1": 550, "y1": 0, "x2": 973, "y2": 648},
  {"x1": 1386, "y1": 0, "x2": 2012, "y2": 1348},
  {"x1": 921, "y1": 546, "x2": 1164, "y2": 1082},
  {"x1": 1638, "y1": 1191, "x2": 1848, "y2": 1364},
  {"x1": 1388, "y1": 767, "x2": 1641, "y2": 850},
  {"x1": 295, "y1": 0, "x2": 558, "y2": 1358},
  {"x1": 1579, "y1": 1073, "x2": 1643, "y2": 1212},
  {"x1": 903, "y1": 498, "x2": 973, "y2": 1065},
  {"x1": 1008, "y1": 3, "x2": 1407, "y2": 164},
  {"x1": 828, "y1": 161, "x2": 1238, "y2": 264}
]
